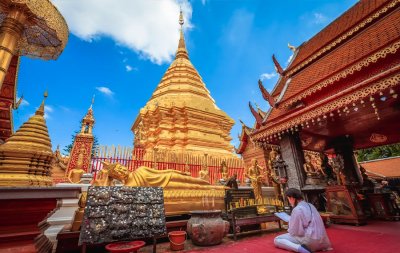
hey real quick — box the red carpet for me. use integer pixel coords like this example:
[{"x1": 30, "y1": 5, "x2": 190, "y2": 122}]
[{"x1": 184, "y1": 221, "x2": 400, "y2": 253}]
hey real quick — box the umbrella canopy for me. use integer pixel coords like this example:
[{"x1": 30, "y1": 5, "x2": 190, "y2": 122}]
[{"x1": 0, "y1": 0, "x2": 68, "y2": 60}]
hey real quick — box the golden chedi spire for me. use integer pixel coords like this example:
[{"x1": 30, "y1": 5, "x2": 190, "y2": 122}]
[
  {"x1": 0, "y1": 91, "x2": 53, "y2": 186},
  {"x1": 132, "y1": 10, "x2": 236, "y2": 158},
  {"x1": 176, "y1": 9, "x2": 189, "y2": 60}
]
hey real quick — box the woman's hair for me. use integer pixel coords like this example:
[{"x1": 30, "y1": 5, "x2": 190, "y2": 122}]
[{"x1": 285, "y1": 188, "x2": 304, "y2": 200}]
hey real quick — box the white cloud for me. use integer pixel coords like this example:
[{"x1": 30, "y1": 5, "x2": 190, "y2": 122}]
[
  {"x1": 44, "y1": 105, "x2": 53, "y2": 119},
  {"x1": 96, "y1": 86, "x2": 114, "y2": 96},
  {"x1": 45, "y1": 105, "x2": 54, "y2": 113},
  {"x1": 260, "y1": 72, "x2": 277, "y2": 81},
  {"x1": 59, "y1": 105, "x2": 71, "y2": 113},
  {"x1": 313, "y1": 12, "x2": 327, "y2": 24},
  {"x1": 201, "y1": 0, "x2": 207, "y2": 5},
  {"x1": 125, "y1": 65, "x2": 138, "y2": 72},
  {"x1": 53, "y1": 0, "x2": 192, "y2": 64},
  {"x1": 126, "y1": 65, "x2": 133, "y2": 72}
]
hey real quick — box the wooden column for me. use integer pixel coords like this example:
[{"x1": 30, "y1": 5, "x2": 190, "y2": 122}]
[{"x1": 279, "y1": 132, "x2": 306, "y2": 190}]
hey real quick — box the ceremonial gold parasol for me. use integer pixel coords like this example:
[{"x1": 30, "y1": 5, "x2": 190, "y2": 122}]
[{"x1": 0, "y1": 0, "x2": 68, "y2": 89}]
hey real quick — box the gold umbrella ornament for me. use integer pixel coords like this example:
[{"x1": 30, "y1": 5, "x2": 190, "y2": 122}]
[{"x1": 0, "y1": 0, "x2": 68, "y2": 89}]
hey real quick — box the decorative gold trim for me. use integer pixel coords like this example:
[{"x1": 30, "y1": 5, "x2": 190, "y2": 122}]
[
  {"x1": 253, "y1": 73, "x2": 400, "y2": 140},
  {"x1": 281, "y1": 41, "x2": 400, "y2": 108},
  {"x1": 286, "y1": 0, "x2": 399, "y2": 77}
]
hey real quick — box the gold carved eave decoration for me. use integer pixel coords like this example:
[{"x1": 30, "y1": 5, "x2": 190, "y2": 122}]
[
  {"x1": 281, "y1": 40, "x2": 400, "y2": 108},
  {"x1": 252, "y1": 72, "x2": 400, "y2": 141},
  {"x1": 286, "y1": 0, "x2": 399, "y2": 78}
]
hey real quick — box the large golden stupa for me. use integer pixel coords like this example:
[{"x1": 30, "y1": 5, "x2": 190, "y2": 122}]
[{"x1": 132, "y1": 11, "x2": 235, "y2": 158}]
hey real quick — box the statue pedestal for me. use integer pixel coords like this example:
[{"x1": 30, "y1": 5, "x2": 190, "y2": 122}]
[
  {"x1": 0, "y1": 187, "x2": 81, "y2": 253},
  {"x1": 44, "y1": 183, "x2": 90, "y2": 252},
  {"x1": 305, "y1": 175, "x2": 325, "y2": 186}
]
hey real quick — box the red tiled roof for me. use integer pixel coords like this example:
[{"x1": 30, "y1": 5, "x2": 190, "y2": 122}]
[
  {"x1": 287, "y1": 0, "x2": 388, "y2": 73},
  {"x1": 360, "y1": 156, "x2": 400, "y2": 178},
  {"x1": 279, "y1": 9, "x2": 400, "y2": 105}
]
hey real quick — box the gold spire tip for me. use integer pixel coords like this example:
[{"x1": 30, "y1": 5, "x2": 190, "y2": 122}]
[
  {"x1": 44, "y1": 90, "x2": 48, "y2": 99},
  {"x1": 90, "y1": 95, "x2": 95, "y2": 109},
  {"x1": 179, "y1": 8, "x2": 184, "y2": 27}
]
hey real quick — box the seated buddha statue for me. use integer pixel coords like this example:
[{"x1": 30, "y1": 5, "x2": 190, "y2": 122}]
[
  {"x1": 103, "y1": 161, "x2": 221, "y2": 190},
  {"x1": 198, "y1": 163, "x2": 210, "y2": 182},
  {"x1": 67, "y1": 167, "x2": 85, "y2": 183},
  {"x1": 67, "y1": 147, "x2": 86, "y2": 183},
  {"x1": 220, "y1": 160, "x2": 229, "y2": 181}
]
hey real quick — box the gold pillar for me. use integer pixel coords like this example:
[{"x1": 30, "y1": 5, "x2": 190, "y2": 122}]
[{"x1": 0, "y1": 9, "x2": 27, "y2": 89}]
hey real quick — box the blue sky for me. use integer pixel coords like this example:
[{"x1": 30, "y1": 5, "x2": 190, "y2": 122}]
[{"x1": 14, "y1": 0, "x2": 357, "y2": 154}]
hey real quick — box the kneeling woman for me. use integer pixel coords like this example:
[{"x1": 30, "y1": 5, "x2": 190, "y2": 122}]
[{"x1": 274, "y1": 188, "x2": 332, "y2": 253}]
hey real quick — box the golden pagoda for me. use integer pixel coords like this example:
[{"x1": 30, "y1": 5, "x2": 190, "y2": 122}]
[
  {"x1": 132, "y1": 11, "x2": 236, "y2": 159},
  {"x1": 0, "y1": 92, "x2": 53, "y2": 186}
]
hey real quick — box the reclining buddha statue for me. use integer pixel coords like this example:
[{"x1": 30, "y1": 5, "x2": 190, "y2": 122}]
[{"x1": 93, "y1": 162, "x2": 227, "y2": 215}]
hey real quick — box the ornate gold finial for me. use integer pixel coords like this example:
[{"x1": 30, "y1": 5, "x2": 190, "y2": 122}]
[
  {"x1": 36, "y1": 90, "x2": 48, "y2": 116},
  {"x1": 179, "y1": 7, "x2": 184, "y2": 27},
  {"x1": 176, "y1": 8, "x2": 189, "y2": 59}
]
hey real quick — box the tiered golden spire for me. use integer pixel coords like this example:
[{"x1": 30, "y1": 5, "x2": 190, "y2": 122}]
[
  {"x1": 0, "y1": 91, "x2": 53, "y2": 186},
  {"x1": 176, "y1": 9, "x2": 189, "y2": 60},
  {"x1": 132, "y1": 10, "x2": 236, "y2": 157}
]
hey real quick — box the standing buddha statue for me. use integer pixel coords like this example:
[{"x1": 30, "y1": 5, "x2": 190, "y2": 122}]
[{"x1": 246, "y1": 159, "x2": 264, "y2": 201}]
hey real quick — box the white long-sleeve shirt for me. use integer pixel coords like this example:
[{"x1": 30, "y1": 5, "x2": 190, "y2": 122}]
[{"x1": 288, "y1": 201, "x2": 332, "y2": 251}]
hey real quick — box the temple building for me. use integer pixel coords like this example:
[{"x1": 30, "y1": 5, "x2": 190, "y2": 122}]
[
  {"x1": 132, "y1": 11, "x2": 238, "y2": 161},
  {"x1": 238, "y1": 0, "x2": 400, "y2": 220}
]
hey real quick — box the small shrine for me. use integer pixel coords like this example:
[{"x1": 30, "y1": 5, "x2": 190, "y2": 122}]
[{"x1": 65, "y1": 99, "x2": 95, "y2": 183}]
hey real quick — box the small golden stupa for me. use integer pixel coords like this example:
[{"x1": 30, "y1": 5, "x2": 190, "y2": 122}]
[{"x1": 0, "y1": 92, "x2": 53, "y2": 186}]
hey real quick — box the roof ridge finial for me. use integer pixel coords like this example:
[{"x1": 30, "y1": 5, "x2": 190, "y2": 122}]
[{"x1": 36, "y1": 90, "x2": 48, "y2": 116}]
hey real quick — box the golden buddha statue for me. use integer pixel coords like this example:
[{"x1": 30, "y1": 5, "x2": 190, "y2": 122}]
[
  {"x1": 92, "y1": 166, "x2": 115, "y2": 186},
  {"x1": 105, "y1": 162, "x2": 215, "y2": 189},
  {"x1": 67, "y1": 147, "x2": 86, "y2": 183},
  {"x1": 199, "y1": 163, "x2": 210, "y2": 182},
  {"x1": 303, "y1": 155, "x2": 316, "y2": 177},
  {"x1": 220, "y1": 160, "x2": 229, "y2": 181},
  {"x1": 246, "y1": 159, "x2": 264, "y2": 201},
  {"x1": 97, "y1": 162, "x2": 226, "y2": 214},
  {"x1": 67, "y1": 168, "x2": 85, "y2": 183}
]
